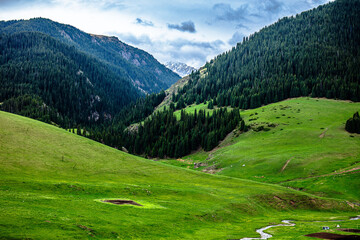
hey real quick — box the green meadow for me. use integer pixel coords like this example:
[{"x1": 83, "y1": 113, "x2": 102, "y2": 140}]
[
  {"x1": 1, "y1": 109, "x2": 359, "y2": 239},
  {"x1": 165, "y1": 98, "x2": 360, "y2": 202}
]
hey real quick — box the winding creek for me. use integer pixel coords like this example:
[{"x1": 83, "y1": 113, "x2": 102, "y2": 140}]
[{"x1": 239, "y1": 216, "x2": 360, "y2": 240}]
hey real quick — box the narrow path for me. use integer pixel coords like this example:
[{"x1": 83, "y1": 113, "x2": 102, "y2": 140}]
[
  {"x1": 281, "y1": 157, "x2": 293, "y2": 172},
  {"x1": 319, "y1": 128, "x2": 328, "y2": 138},
  {"x1": 280, "y1": 166, "x2": 360, "y2": 183}
]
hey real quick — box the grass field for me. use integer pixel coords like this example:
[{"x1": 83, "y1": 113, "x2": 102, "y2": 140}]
[
  {"x1": 165, "y1": 98, "x2": 360, "y2": 202},
  {"x1": 1, "y1": 110, "x2": 359, "y2": 239}
]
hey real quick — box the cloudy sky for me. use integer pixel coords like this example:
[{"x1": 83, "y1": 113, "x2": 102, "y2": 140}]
[{"x1": 0, "y1": 0, "x2": 331, "y2": 68}]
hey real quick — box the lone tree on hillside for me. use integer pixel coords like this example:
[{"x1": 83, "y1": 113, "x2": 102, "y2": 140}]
[{"x1": 345, "y1": 112, "x2": 360, "y2": 134}]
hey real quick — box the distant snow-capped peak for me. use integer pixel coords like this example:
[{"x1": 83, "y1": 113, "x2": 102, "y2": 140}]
[{"x1": 165, "y1": 62, "x2": 196, "y2": 77}]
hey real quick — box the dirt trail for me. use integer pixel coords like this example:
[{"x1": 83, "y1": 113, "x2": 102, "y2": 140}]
[
  {"x1": 281, "y1": 166, "x2": 360, "y2": 183},
  {"x1": 310, "y1": 166, "x2": 360, "y2": 179},
  {"x1": 319, "y1": 128, "x2": 328, "y2": 138},
  {"x1": 281, "y1": 157, "x2": 293, "y2": 172}
]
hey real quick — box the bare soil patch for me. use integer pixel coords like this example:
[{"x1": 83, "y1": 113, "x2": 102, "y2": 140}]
[
  {"x1": 102, "y1": 200, "x2": 142, "y2": 206},
  {"x1": 281, "y1": 157, "x2": 293, "y2": 172},
  {"x1": 319, "y1": 128, "x2": 329, "y2": 138},
  {"x1": 305, "y1": 232, "x2": 360, "y2": 239},
  {"x1": 202, "y1": 165, "x2": 224, "y2": 174}
]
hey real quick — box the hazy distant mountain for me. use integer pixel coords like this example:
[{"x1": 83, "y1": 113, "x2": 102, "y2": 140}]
[
  {"x1": 0, "y1": 18, "x2": 180, "y2": 94},
  {"x1": 165, "y1": 62, "x2": 196, "y2": 77}
]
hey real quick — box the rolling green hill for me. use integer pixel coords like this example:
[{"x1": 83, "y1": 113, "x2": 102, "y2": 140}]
[
  {"x1": 164, "y1": 98, "x2": 360, "y2": 202},
  {"x1": 0, "y1": 110, "x2": 359, "y2": 239}
]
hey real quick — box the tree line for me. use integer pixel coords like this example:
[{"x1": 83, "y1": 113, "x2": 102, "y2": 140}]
[
  {"x1": 86, "y1": 107, "x2": 242, "y2": 158},
  {"x1": 172, "y1": 0, "x2": 360, "y2": 110}
]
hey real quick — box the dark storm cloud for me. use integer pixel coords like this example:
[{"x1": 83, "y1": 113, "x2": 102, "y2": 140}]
[
  {"x1": 262, "y1": 0, "x2": 283, "y2": 13},
  {"x1": 228, "y1": 32, "x2": 245, "y2": 45},
  {"x1": 135, "y1": 18, "x2": 154, "y2": 27},
  {"x1": 212, "y1": 0, "x2": 284, "y2": 24},
  {"x1": 213, "y1": 3, "x2": 248, "y2": 22},
  {"x1": 167, "y1": 21, "x2": 196, "y2": 33}
]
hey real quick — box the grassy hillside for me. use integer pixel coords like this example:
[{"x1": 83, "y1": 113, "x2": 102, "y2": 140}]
[
  {"x1": 175, "y1": 98, "x2": 360, "y2": 201},
  {"x1": 0, "y1": 110, "x2": 359, "y2": 239}
]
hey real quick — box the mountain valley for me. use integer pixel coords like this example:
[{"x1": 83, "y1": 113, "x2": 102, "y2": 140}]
[{"x1": 0, "y1": 0, "x2": 360, "y2": 239}]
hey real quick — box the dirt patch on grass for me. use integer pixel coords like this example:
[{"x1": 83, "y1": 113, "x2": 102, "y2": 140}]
[
  {"x1": 202, "y1": 165, "x2": 224, "y2": 174},
  {"x1": 176, "y1": 158, "x2": 193, "y2": 165},
  {"x1": 319, "y1": 128, "x2": 329, "y2": 138},
  {"x1": 305, "y1": 232, "x2": 360, "y2": 239},
  {"x1": 102, "y1": 200, "x2": 142, "y2": 206},
  {"x1": 335, "y1": 167, "x2": 360, "y2": 175},
  {"x1": 78, "y1": 225, "x2": 95, "y2": 237}
]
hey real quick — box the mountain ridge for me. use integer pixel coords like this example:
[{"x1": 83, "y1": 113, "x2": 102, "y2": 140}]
[
  {"x1": 0, "y1": 31, "x2": 140, "y2": 126},
  {"x1": 0, "y1": 17, "x2": 180, "y2": 94},
  {"x1": 170, "y1": 0, "x2": 360, "y2": 110},
  {"x1": 165, "y1": 62, "x2": 196, "y2": 77}
]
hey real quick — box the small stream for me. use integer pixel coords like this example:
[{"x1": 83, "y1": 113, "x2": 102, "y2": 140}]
[
  {"x1": 239, "y1": 216, "x2": 360, "y2": 240},
  {"x1": 239, "y1": 220, "x2": 295, "y2": 240}
]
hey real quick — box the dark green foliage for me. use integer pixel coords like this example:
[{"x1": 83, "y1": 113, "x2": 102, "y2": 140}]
[
  {"x1": 174, "y1": 0, "x2": 360, "y2": 110},
  {"x1": 345, "y1": 112, "x2": 360, "y2": 133},
  {"x1": 0, "y1": 32, "x2": 140, "y2": 126},
  {"x1": 77, "y1": 125, "x2": 81, "y2": 136},
  {"x1": 86, "y1": 91, "x2": 167, "y2": 148},
  {"x1": 239, "y1": 120, "x2": 245, "y2": 131},
  {"x1": 208, "y1": 100, "x2": 214, "y2": 109},
  {"x1": 86, "y1": 99, "x2": 241, "y2": 158},
  {"x1": 1, "y1": 94, "x2": 65, "y2": 124},
  {"x1": 0, "y1": 18, "x2": 180, "y2": 94},
  {"x1": 123, "y1": 108, "x2": 241, "y2": 158}
]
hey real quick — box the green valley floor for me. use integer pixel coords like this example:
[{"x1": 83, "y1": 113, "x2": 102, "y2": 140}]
[{"x1": 0, "y1": 98, "x2": 359, "y2": 239}]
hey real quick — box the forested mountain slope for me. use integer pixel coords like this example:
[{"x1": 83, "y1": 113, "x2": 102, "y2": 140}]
[
  {"x1": 0, "y1": 32, "x2": 140, "y2": 126},
  {"x1": 0, "y1": 18, "x2": 180, "y2": 94},
  {"x1": 172, "y1": 0, "x2": 360, "y2": 109}
]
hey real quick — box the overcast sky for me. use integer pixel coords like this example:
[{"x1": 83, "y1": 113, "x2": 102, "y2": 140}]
[{"x1": 0, "y1": 0, "x2": 331, "y2": 68}]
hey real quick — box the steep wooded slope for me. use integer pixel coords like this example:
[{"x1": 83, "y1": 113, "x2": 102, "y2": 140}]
[
  {"x1": 0, "y1": 32, "x2": 139, "y2": 126},
  {"x1": 173, "y1": 0, "x2": 360, "y2": 109},
  {"x1": 0, "y1": 18, "x2": 180, "y2": 94}
]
